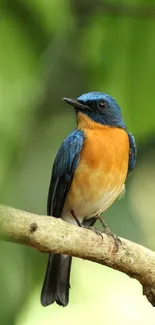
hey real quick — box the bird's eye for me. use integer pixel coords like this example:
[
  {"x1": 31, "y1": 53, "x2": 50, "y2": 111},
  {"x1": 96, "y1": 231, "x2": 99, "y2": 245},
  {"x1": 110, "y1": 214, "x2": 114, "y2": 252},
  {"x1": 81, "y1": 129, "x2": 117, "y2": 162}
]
[{"x1": 98, "y1": 100, "x2": 107, "y2": 109}]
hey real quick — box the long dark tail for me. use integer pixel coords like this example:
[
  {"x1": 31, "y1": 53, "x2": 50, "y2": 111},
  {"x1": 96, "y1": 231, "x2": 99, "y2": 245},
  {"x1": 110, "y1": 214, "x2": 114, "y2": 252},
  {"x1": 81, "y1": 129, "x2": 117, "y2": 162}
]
[{"x1": 41, "y1": 253, "x2": 72, "y2": 307}]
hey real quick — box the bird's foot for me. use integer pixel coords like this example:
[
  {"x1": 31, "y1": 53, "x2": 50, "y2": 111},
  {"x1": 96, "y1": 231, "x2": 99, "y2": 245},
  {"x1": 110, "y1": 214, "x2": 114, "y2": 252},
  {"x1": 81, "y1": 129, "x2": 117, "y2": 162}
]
[
  {"x1": 96, "y1": 215, "x2": 121, "y2": 253},
  {"x1": 81, "y1": 225, "x2": 103, "y2": 239},
  {"x1": 70, "y1": 210, "x2": 103, "y2": 238},
  {"x1": 103, "y1": 226, "x2": 121, "y2": 252},
  {"x1": 70, "y1": 209, "x2": 121, "y2": 251}
]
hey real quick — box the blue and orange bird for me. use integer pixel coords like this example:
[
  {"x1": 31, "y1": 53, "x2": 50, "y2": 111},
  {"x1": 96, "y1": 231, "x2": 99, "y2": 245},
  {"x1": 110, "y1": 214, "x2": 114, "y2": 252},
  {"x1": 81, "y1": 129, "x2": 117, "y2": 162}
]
[{"x1": 41, "y1": 92, "x2": 136, "y2": 307}]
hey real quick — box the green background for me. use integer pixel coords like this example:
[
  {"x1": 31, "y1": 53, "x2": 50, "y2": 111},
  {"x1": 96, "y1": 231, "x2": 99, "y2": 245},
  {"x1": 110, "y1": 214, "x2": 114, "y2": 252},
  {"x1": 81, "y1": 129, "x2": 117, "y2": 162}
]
[{"x1": 1, "y1": 1, "x2": 155, "y2": 324}]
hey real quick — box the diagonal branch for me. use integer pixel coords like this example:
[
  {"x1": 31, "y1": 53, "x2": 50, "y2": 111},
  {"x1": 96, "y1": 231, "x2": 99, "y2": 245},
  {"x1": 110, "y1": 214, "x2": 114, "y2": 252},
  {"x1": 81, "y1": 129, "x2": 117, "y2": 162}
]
[{"x1": 0, "y1": 204, "x2": 155, "y2": 306}]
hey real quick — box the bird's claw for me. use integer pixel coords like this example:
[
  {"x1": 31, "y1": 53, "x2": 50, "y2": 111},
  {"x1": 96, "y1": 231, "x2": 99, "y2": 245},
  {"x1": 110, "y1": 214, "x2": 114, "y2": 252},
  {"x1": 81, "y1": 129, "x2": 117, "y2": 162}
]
[
  {"x1": 81, "y1": 225, "x2": 103, "y2": 239},
  {"x1": 103, "y1": 226, "x2": 121, "y2": 253},
  {"x1": 95, "y1": 215, "x2": 121, "y2": 253}
]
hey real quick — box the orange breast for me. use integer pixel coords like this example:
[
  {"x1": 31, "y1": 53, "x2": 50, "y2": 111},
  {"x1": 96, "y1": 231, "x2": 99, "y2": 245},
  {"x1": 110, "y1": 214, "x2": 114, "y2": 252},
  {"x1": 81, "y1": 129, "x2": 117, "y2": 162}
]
[{"x1": 62, "y1": 113, "x2": 129, "y2": 221}]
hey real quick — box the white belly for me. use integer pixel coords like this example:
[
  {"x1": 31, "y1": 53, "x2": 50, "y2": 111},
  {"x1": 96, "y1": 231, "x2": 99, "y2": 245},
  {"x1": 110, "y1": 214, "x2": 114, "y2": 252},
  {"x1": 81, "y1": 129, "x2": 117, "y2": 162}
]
[{"x1": 62, "y1": 184, "x2": 125, "y2": 225}]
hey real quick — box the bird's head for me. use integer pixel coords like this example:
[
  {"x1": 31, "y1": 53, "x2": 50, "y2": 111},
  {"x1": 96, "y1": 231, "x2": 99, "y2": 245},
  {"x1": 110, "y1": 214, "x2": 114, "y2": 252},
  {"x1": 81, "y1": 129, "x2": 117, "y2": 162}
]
[{"x1": 63, "y1": 92, "x2": 126, "y2": 129}]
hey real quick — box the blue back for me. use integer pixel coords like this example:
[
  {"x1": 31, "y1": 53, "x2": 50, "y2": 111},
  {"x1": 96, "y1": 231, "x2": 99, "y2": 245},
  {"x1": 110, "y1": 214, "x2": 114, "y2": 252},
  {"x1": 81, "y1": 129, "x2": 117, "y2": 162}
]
[{"x1": 47, "y1": 130, "x2": 84, "y2": 217}]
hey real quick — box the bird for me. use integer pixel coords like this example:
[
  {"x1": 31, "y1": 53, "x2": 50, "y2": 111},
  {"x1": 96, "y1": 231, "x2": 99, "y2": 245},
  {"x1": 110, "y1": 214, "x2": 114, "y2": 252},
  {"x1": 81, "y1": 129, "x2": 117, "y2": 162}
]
[{"x1": 41, "y1": 91, "x2": 136, "y2": 308}]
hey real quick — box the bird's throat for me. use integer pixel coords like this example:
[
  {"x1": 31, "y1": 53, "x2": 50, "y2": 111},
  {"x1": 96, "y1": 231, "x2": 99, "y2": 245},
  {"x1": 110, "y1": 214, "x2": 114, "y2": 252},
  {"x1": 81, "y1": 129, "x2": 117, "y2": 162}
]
[{"x1": 77, "y1": 112, "x2": 109, "y2": 130}]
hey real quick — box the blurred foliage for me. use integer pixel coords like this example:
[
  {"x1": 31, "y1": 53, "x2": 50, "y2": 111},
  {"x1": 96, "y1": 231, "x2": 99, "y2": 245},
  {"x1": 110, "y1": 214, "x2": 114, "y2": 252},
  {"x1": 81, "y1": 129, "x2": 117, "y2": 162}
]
[{"x1": 0, "y1": 0, "x2": 155, "y2": 324}]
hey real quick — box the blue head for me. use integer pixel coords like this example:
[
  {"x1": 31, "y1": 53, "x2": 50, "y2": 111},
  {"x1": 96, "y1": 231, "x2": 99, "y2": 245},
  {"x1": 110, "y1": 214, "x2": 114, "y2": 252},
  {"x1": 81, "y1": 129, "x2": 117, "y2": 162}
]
[{"x1": 63, "y1": 92, "x2": 126, "y2": 129}]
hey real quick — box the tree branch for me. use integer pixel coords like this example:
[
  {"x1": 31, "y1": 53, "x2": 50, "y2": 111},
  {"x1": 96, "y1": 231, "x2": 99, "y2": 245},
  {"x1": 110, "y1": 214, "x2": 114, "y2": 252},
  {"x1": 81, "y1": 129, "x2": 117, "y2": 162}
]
[{"x1": 0, "y1": 204, "x2": 155, "y2": 306}]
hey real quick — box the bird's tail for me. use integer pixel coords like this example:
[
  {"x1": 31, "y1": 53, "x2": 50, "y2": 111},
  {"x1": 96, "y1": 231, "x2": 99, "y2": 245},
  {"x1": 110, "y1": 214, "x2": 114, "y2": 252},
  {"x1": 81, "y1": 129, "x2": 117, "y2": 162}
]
[{"x1": 41, "y1": 253, "x2": 72, "y2": 307}]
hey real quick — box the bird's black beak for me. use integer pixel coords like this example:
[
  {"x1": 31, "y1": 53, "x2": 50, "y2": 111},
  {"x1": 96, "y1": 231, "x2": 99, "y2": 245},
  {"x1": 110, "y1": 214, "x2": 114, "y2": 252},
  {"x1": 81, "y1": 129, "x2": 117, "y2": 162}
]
[{"x1": 63, "y1": 97, "x2": 89, "y2": 110}]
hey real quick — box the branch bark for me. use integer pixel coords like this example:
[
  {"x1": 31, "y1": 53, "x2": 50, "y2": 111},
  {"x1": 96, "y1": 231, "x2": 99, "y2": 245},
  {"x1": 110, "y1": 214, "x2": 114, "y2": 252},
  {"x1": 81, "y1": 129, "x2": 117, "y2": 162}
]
[{"x1": 0, "y1": 204, "x2": 155, "y2": 306}]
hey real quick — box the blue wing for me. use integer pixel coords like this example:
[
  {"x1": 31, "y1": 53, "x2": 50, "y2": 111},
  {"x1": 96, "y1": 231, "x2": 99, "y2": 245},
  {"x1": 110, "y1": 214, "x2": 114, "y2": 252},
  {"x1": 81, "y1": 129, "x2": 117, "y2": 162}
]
[
  {"x1": 127, "y1": 131, "x2": 137, "y2": 176},
  {"x1": 47, "y1": 129, "x2": 85, "y2": 217}
]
